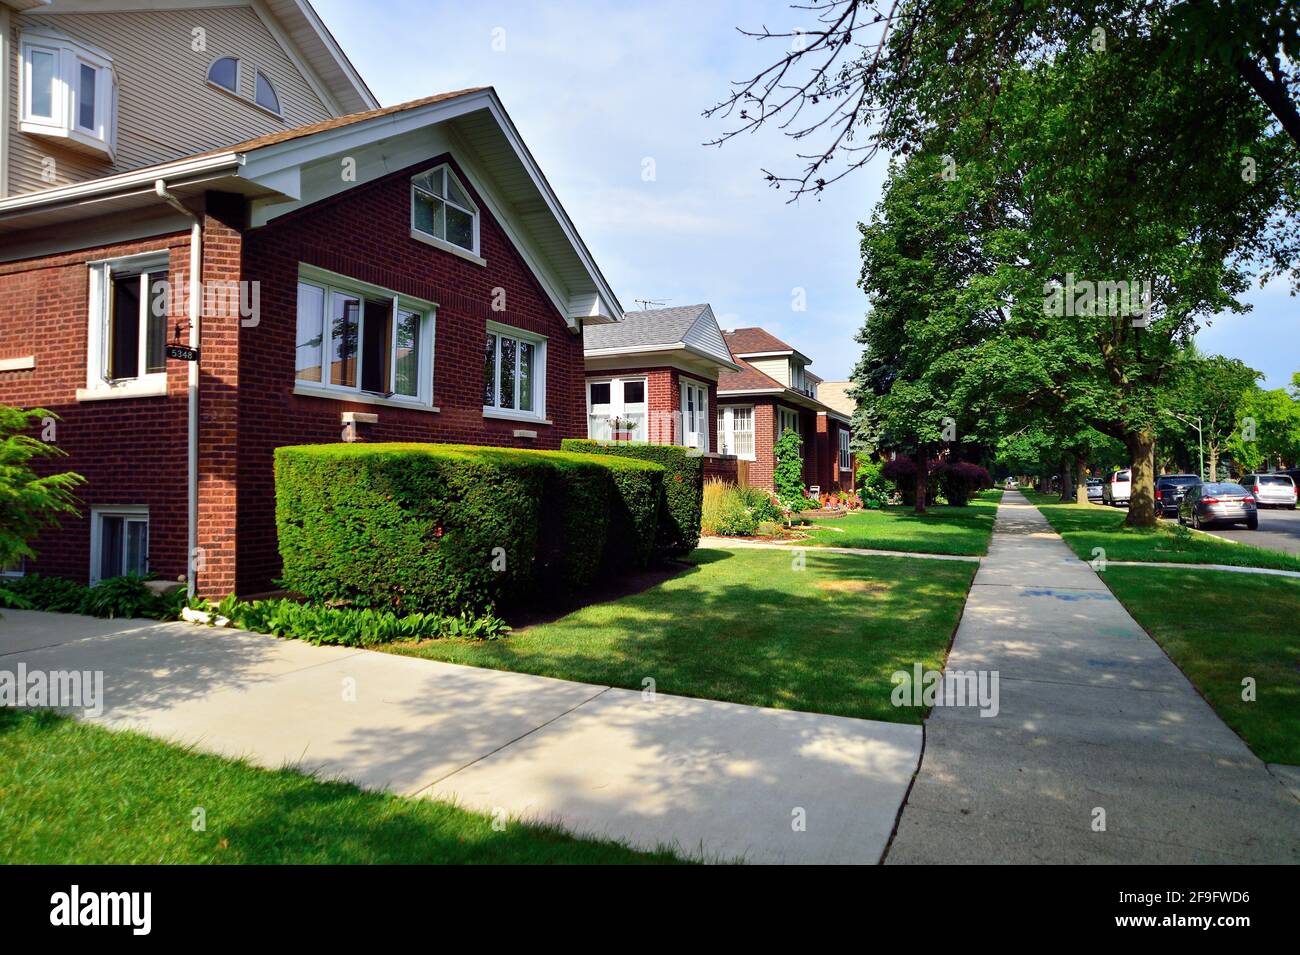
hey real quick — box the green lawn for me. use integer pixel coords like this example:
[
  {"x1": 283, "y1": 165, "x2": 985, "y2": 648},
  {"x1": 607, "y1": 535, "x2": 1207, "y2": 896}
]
[
  {"x1": 1101, "y1": 567, "x2": 1300, "y2": 765},
  {"x1": 0, "y1": 708, "x2": 688, "y2": 864},
  {"x1": 385, "y1": 548, "x2": 976, "y2": 723},
  {"x1": 1024, "y1": 490, "x2": 1300, "y2": 572},
  {"x1": 800, "y1": 489, "x2": 1003, "y2": 556}
]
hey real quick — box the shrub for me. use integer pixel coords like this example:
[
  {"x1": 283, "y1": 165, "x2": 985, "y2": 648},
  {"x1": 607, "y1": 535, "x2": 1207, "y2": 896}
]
[
  {"x1": 881, "y1": 455, "x2": 940, "y2": 506},
  {"x1": 0, "y1": 406, "x2": 84, "y2": 571},
  {"x1": 0, "y1": 572, "x2": 182, "y2": 619},
  {"x1": 855, "y1": 459, "x2": 890, "y2": 507},
  {"x1": 561, "y1": 440, "x2": 702, "y2": 557},
  {"x1": 936, "y1": 461, "x2": 993, "y2": 507},
  {"x1": 274, "y1": 443, "x2": 664, "y2": 614},
  {"x1": 773, "y1": 428, "x2": 806, "y2": 506},
  {"x1": 206, "y1": 597, "x2": 509, "y2": 646},
  {"x1": 701, "y1": 482, "x2": 785, "y2": 536}
]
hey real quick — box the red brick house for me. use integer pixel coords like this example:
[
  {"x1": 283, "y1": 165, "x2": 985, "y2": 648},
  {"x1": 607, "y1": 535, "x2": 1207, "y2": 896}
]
[
  {"x1": 0, "y1": 78, "x2": 623, "y2": 597},
  {"x1": 582, "y1": 304, "x2": 739, "y2": 461},
  {"x1": 717, "y1": 328, "x2": 855, "y2": 495}
]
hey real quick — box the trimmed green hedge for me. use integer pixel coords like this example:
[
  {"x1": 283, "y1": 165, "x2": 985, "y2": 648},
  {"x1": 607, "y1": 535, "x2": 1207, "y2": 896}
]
[
  {"x1": 561, "y1": 440, "x2": 702, "y2": 557},
  {"x1": 274, "y1": 443, "x2": 664, "y2": 613}
]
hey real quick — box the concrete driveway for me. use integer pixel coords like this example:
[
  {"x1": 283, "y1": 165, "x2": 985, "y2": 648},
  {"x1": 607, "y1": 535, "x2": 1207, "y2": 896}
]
[{"x1": 0, "y1": 609, "x2": 920, "y2": 864}]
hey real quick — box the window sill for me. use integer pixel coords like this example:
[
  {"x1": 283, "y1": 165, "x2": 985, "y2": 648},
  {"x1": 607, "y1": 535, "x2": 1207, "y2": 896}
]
[
  {"x1": 76, "y1": 376, "x2": 168, "y2": 402},
  {"x1": 483, "y1": 408, "x2": 551, "y2": 425},
  {"x1": 409, "y1": 229, "x2": 486, "y2": 266},
  {"x1": 293, "y1": 383, "x2": 439, "y2": 413}
]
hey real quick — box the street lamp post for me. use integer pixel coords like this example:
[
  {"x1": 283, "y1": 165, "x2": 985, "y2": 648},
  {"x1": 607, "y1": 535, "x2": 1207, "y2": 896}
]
[{"x1": 1163, "y1": 410, "x2": 1204, "y2": 480}]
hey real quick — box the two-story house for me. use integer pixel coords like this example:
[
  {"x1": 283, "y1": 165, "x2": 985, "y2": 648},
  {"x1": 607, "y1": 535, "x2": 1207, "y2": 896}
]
[
  {"x1": 0, "y1": 1, "x2": 622, "y2": 598},
  {"x1": 717, "y1": 327, "x2": 855, "y2": 495}
]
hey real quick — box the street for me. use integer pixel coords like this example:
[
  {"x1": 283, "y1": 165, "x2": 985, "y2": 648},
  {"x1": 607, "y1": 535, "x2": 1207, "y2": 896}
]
[{"x1": 1098, "y1": 501, "x2": 1300, "y2": 555}]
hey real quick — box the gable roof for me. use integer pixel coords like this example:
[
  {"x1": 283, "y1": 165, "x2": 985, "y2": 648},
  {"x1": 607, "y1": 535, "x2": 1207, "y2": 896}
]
[
  {"x1": 0, "y1": 87, "x2": 622, "y2": 326},
  {"x1": 585, "y1": 304, "x2": 737, "y2": 369},
  {"x1": 724, "y1": 327, "x2": 796, "y2": 355},
  {"x1": 265, "y1": 0, "x2": 379, "y2": 113}
]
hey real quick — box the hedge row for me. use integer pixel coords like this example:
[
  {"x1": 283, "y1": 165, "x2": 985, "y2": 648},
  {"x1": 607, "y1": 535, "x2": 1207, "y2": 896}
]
[
  {"x1": 560, "y1": 439, "x2": 702, "y2": 557},
  {"x1": 274, "y1": 443, "x2": 664, "y2": 614}
]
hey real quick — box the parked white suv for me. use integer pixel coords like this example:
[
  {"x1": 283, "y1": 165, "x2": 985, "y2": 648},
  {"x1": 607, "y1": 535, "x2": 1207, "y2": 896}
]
[
  {"x1": 1240, "y1": 473, "x2": 1298, "y2": 509},
  {"x1": 1102, "y1": 469, "x2": 1131, "y2": 506}
]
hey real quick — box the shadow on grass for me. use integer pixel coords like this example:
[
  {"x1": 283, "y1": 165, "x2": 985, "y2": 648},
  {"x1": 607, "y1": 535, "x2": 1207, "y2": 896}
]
[{"x1": 390, "y1": 548, "x2": 976, "y2": 724}]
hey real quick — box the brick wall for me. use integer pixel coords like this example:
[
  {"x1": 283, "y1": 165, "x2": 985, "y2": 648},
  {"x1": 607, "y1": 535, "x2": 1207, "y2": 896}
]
[
  {"x1": 0, "y1": 234, "x2": 192, "y2": 585},
  {"x1": 235, "y1": 154, "x2": 584, "y2": 593}
]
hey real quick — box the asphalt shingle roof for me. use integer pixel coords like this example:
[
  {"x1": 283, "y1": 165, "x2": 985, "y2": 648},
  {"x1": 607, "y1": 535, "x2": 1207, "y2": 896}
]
[
  {"x1": 584, "y1": 304, "x2": 710, "y2": 350},
  {"x1": 723, "y1": 327, "x2": 795, "y2": 355}
]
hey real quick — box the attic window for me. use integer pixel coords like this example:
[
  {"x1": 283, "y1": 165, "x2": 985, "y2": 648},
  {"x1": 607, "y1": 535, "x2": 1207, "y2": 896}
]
[
  {"x1": 254, "y1": 70, "x2": 280, "y2": 114},
  {"x1": 411, "y1": 164, "x2": 480, "y2": 258},
  {"x1": 208, "y1": 56, "x2": 239, "y2": 93},
  {"x1": 20, "y1": 33, "x2": 117, "y2": 161}
]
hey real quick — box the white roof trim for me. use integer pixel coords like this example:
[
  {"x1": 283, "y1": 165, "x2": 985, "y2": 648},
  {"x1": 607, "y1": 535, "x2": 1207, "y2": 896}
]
[{"x1": 585, "y1": 341, "x2": 741, "y2": 371}]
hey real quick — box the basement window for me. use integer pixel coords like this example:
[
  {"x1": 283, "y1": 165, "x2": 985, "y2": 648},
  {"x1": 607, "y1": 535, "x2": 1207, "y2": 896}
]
[
  {"x1": 295, "y1": 266, "x2": 435, "y2": 406},
  {"x1": 20, "y1": 31, "x2": 117, "y2": 161},
  {"x1": 91, "y1": 507, "x2": 148, "y2": 584}
]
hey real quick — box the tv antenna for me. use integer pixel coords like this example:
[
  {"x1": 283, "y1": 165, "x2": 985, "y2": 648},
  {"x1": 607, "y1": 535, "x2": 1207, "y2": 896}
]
[{"x1": 634, "y1": 298, "x2": 669, "y2": 310}]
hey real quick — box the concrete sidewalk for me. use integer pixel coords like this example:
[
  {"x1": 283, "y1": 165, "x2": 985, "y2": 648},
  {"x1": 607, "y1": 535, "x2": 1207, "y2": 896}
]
[
  {"x1": 886, "y1": 490, "x2": 1300, "y2": 864},
  {"x1": 0, "y1": 609, "x2": 919, "y2": 864}
]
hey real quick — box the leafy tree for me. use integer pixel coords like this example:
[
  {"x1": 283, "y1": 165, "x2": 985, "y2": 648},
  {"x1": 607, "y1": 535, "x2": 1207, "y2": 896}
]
[
  {"x1": 1225, "y1": 385, "x2": 1300, "y2": 472},
  {"x1": 0, "y1": 406, "x2": 83, "y2": 571},
  {"x1": 1165, "y1": 351, "x2": 1262, "y2": 479}
]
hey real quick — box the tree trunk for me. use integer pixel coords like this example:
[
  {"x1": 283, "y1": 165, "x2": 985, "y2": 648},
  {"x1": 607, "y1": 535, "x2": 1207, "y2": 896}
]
[
  {"x1": 1208, "y1": 444, "x2": 1218, "y2": 482},
  {"x1": 1124, "y1": 430, "x2": 1158, "y2": 527},
  {"x1": 913, "y1": 447, "x2": 928, "y2": 514},
  {"x1": 1074, "y1": 454, "x2": 1089, "y2": 504},
  {"x1": 1059, "y1": 457, "x2": 1073, "y2": 501}
]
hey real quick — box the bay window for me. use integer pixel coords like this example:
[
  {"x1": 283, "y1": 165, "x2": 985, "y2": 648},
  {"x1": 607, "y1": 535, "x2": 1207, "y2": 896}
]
[
  {"x1": 587, "y1": 377, "x2": 647, "y2": 440},
  {"x1": 484, "y1": 322, "x2": 546, "y2": 421},
  {"x1": 295, "y1": 267, "x2": 435, "y2": 406},
  {"x1": 20, "y1": 31, "x2": 117, "y2": 160}
]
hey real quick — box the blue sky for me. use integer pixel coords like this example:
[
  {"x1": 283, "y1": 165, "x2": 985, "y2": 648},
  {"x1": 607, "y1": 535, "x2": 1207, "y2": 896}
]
[{"x1": 315, "y1": 0, "x2": 1297, "y2": 389}]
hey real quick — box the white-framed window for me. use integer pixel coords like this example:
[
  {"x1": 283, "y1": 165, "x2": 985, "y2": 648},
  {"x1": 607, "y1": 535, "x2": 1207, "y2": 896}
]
[
  {"x1": 85, "y1": 251, "x2": 170, "y2": 394},
  {"x1": 717, "y1": 406, "x2": 755, "y2": 460},
  {"x1": 484, "y1": 322, "x2": 546, "y2": 421},
  {"x1": 411, "y1": 164, "x2": 480, "y2": 258},
  {"x1": 254, "y1": 70, "x2": 280, "y2": 114},
  {"x1": 207, "y1": 56, "x2": 240, "y2": 93},
  {"x1": 587, "y1": 377, "x2": 647, "y2": 441},
  {"x1": 839, "y1": 428, "x2": 851, "y2": 470},
  {"x1": 20, "y1": 31, "x2": 116, "y2": 160},
  {"x1": 1, "y1": 557, "x2": 26, "y2": 578},
  {"x1": 778, "y1": 407, "x2": 800, "y2": 437},
  {"x1": 295, "y1": 266, "x2": 435, "y2": 406},
  {"x1": 90, "y1": 506, "x2": 148, "y2": 584},
  {"x1": 679, "y1": 378, "x2": 709, "y2": 452}
]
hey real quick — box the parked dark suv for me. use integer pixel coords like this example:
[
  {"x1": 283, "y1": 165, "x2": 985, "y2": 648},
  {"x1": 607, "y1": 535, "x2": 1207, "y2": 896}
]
[{"x1": 1154, "y1": 474, "x2": 1199, "y2": 517}]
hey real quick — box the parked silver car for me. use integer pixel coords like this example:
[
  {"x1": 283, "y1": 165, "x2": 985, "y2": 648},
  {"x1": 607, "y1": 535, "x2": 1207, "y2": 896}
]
[
  {"x1": 1240, "y1": 473, "x2": 1298, "y2": 509},
  {"x1": 1086, "y1": 477, "x2": 1103, "y2": 501},
  {"x1": 1177, "y1": 482, "x2": 1258, "y2": 530}
]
